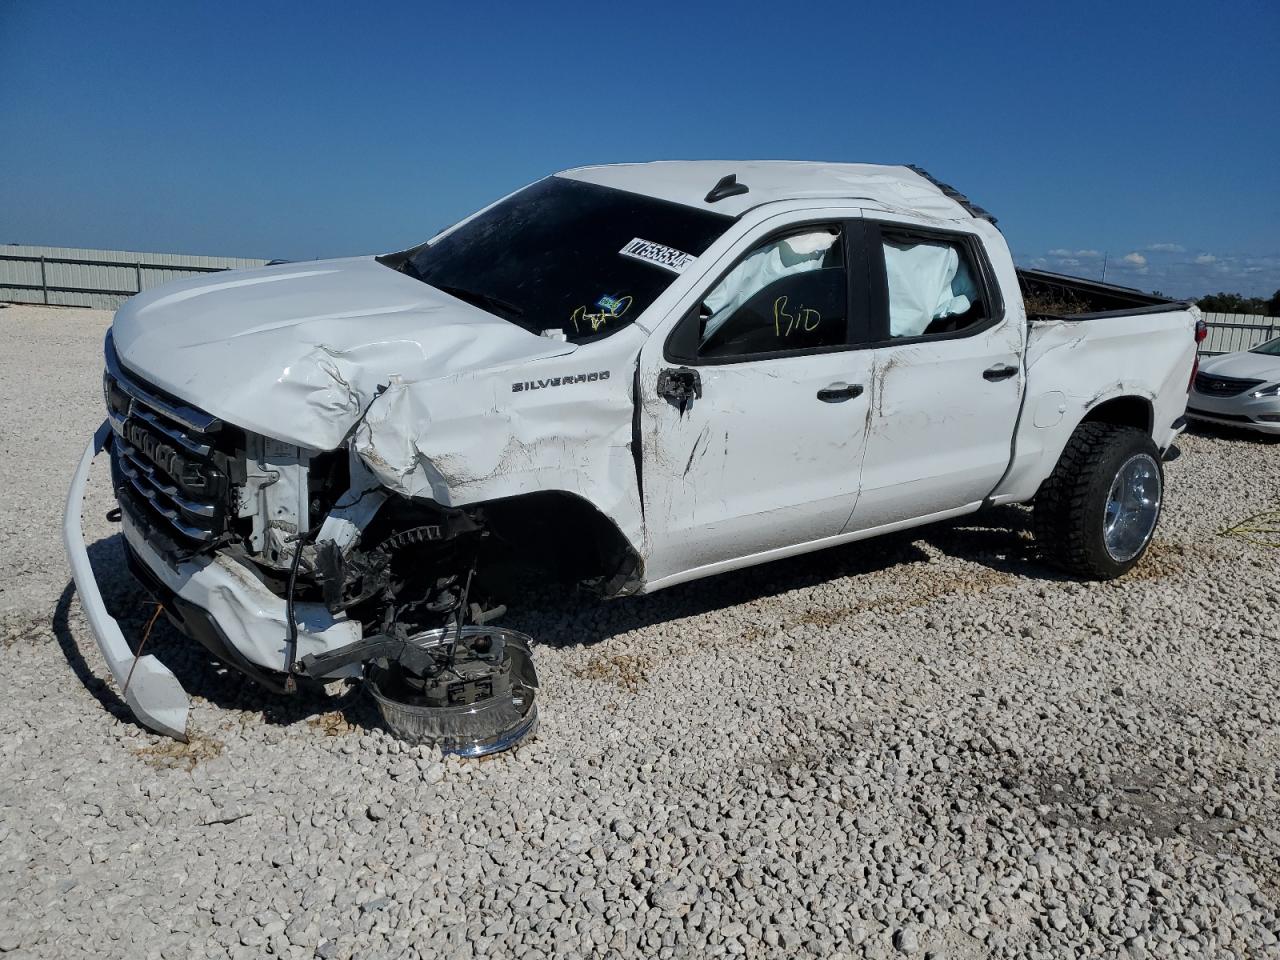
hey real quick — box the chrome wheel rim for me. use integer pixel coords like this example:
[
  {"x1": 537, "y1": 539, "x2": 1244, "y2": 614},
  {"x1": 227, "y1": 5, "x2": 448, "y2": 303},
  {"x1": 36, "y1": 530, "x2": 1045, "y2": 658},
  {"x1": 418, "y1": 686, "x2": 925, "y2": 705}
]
[{"x1": 1103, "y1": 453, "x2": 1161, "y2": 562}]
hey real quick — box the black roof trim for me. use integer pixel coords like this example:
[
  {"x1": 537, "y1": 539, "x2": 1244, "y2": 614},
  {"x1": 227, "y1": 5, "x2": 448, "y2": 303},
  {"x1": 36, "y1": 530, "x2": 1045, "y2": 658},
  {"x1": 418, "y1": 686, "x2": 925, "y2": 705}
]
[{"x1": 906, "y1": 165, "x2": 998, "y2": 224}]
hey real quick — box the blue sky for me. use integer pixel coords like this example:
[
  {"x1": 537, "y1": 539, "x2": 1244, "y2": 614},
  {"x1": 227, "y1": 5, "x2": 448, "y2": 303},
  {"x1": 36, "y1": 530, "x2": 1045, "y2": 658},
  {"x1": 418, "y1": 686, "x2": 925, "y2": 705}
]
[{"x1": 2, "y1": 0, "x2": 1277, "y2": 297}]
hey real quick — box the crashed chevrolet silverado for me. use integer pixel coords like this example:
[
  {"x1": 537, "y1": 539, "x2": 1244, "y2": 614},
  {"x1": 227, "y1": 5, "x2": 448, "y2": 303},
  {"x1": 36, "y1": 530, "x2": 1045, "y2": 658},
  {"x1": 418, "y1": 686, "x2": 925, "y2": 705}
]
[{"x1": 66, "y1": 161, "x2": 1203, "y2": 748}]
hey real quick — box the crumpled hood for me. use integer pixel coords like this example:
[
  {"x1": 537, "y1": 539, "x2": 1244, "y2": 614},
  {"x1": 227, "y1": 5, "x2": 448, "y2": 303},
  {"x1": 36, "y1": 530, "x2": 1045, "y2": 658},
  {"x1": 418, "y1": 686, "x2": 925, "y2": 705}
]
[
  {"x1": 1199, "y1": 348, "x2": 1280, "y2": 384},
  {"x1": 111, "y1": 256, "x2": 576, "y2": 449}
]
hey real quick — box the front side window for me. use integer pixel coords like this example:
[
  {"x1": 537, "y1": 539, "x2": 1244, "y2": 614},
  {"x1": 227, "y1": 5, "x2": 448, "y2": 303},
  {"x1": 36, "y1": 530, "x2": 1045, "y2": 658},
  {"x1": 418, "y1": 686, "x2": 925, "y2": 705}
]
[
  {"x1": 390, "y1": 177, "x2": 732, "y2": 343},
  {"x1": 882, "y1": 233, "x2": 985, "y2": 338},
  {"x1": 696, "y1": 227, "x2": 847, "y2": 359}
]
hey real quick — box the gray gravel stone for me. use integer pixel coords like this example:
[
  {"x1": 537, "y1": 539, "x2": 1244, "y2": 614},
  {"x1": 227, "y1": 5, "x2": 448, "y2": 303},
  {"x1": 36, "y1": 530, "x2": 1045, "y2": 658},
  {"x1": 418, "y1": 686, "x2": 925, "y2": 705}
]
[{"x1": 893, "y1": 926, "x2": 921, "y2": 954}]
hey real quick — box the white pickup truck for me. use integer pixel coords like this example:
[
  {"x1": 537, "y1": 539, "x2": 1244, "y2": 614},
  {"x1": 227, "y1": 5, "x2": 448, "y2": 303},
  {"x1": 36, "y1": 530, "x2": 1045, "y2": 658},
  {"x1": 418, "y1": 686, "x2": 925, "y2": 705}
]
[{"x1": 66, "y1": 161, "x2": 1202, "y2": 746}]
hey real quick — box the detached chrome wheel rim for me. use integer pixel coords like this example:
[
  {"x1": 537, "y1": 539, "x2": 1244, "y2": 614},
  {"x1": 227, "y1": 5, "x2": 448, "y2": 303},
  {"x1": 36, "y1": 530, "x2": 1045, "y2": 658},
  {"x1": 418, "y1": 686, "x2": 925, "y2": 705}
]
[{"x1": 1104, "y1": 453, "x2": 1161, "y2": 562}]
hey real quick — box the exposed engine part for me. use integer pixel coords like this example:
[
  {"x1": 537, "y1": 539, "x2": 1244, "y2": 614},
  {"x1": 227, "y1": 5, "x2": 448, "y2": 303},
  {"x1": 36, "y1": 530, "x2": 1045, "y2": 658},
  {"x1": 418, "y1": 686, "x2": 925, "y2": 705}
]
[
  {"x1": 312, "y1": 538, "x2": 390, "y2": 612},
  {"x1": 237, "y1": 435, "x2": 313, "y2": 565},
  {"x1": 307, "y1": 498, "x2": 486, "y2": 626},
  {"x1": 365, "y1": 626, "x2": 539, "y2": 757}
]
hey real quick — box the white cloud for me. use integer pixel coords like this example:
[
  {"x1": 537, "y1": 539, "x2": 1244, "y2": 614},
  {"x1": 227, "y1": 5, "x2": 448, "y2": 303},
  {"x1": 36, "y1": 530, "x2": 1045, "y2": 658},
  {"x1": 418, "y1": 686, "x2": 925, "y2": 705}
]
[
  {"x1": 1112, "y1": 252, "x2": 1149, "y2": 276},
  {"x1": 1047, "y1": 248, "x2": 1072, "y2": 257},
  {"x1": 1048, "y1": 248, "x2": 1102, "y2": 259},
  {"x1": 1075, "y1": 249, "x2": 1103, "y2": 259},
  {"x1": 1147, "y1": 243, "x2": 1185, "y2": 253},
  {"x1": 1195, "y1": 253, "x2": 1217, "y2": 264}
]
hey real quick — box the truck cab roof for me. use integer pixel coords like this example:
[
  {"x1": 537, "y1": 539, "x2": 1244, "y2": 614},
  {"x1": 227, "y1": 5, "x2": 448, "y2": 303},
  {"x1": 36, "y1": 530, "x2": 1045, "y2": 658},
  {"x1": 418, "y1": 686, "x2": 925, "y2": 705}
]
[{"x1": 556, "y1": 160, "x2": 996, "y2": 223}]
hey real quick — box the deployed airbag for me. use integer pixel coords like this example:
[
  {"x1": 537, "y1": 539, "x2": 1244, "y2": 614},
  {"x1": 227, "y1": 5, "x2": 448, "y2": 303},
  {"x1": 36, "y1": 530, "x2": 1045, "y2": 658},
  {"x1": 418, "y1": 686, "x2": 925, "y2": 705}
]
[
  {"x1": 701, "y1": 230, "x2": 838, "y2": 343},
  {"x1": 884, "y1": 239, "x2": 978, "y2": 337}
]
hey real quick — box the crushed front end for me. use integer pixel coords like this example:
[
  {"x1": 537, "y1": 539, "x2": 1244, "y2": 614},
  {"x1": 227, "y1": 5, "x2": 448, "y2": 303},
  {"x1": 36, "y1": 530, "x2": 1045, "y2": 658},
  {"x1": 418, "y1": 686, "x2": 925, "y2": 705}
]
[{"x1": 66, "y1": 333, "x2": 538, "y2": 753}]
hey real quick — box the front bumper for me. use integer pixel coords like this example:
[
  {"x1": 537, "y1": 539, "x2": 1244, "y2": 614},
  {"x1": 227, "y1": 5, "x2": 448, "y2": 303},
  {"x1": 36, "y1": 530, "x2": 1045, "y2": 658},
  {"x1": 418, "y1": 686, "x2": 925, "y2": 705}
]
[
  {"x1": 65, "y1": 422, "x2": 363, "y2": 740},
  {"x1": 1187, "y1": 389, "x2": 1280, "y2": 435},
  {"x1": 65, "y1": 423, "x2": 190, "y2": 739}
]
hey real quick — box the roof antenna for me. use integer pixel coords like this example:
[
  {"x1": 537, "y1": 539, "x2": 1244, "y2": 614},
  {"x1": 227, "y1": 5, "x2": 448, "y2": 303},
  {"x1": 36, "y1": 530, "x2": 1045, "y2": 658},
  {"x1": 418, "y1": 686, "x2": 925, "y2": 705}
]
[{"x1": 705, "y1": 173, "x2": 749, "y2": 204}]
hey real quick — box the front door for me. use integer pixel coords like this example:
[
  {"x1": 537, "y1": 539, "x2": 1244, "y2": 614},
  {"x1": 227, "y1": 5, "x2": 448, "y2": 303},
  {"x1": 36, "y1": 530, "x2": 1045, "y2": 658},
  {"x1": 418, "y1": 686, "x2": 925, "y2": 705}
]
[{"x1": 637, "y1": 221, "x2": 875, "y2": 586}]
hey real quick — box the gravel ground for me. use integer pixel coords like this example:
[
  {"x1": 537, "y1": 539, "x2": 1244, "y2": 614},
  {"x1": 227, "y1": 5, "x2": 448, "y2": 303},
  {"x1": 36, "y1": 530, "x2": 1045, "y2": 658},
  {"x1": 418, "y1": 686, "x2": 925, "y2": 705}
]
[{"x1": 2, "y1": 302, "x2": 1279, "y2": 960}]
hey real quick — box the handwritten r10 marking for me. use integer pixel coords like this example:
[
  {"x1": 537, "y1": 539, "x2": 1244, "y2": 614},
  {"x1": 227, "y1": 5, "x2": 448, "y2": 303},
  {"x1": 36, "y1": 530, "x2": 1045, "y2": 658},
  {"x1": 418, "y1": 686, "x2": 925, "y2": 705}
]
[{"x1": 773, "y1": 296, "x2": 821, "y2": 337}]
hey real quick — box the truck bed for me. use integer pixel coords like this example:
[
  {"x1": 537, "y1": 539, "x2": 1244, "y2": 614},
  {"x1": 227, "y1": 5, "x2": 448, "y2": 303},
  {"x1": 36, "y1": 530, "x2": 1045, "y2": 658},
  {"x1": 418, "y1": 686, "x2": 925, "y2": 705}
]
[{"x1": 1017, "y1": 268, "x2": 1188, "y2": 321}]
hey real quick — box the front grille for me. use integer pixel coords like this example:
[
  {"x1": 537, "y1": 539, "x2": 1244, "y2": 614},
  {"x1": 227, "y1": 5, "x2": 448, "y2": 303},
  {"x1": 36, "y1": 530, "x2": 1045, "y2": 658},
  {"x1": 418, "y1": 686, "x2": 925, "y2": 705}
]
[
  {"x1": 104, "y1": 337, "x2": 238, "y2": 547},
  {"x1": 1193, "y1": 372, "x2": 1264, "y2": 397}
]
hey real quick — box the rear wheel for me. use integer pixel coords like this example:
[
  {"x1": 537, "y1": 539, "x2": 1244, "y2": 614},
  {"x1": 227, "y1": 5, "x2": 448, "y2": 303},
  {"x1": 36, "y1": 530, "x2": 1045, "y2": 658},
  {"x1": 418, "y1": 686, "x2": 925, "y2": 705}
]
[{"x1": 1033, "y1": 423, "x2": 1163, "y2": 579}]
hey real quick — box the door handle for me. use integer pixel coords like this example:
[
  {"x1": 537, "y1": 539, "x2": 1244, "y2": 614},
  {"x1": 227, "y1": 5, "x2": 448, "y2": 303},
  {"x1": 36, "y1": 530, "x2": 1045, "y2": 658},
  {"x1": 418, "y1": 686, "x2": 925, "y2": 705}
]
[
  {"x1": 983, "y1": 363, "x2": 1019, "y2": 382},
  {"x1": 816, "y1": 382, "x2": 864, "y2": 403}
]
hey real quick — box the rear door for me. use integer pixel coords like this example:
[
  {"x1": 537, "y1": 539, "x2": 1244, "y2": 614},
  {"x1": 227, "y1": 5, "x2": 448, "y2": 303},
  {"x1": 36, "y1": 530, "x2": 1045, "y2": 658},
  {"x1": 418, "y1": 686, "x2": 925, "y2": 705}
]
[
  {"x1": 638, "y1": 218, "x2": 877, "y2": 585},
  {"x1": 844, "y1": 222, "x2": 1025, "y2": 531}
]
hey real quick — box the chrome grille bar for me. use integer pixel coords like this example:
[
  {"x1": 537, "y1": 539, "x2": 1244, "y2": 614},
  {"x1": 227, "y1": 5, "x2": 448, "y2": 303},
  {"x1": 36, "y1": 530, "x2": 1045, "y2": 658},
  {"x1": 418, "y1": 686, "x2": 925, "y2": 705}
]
[
  {"x1": 117, "y1": 442, "x2": 218, "y2": 518},
  {"x1": 116, "y1": 463, "x2": 217, "y2": 542},
  {"x1": 131, "y1": 407, "x2": 213, "y2": 457}
]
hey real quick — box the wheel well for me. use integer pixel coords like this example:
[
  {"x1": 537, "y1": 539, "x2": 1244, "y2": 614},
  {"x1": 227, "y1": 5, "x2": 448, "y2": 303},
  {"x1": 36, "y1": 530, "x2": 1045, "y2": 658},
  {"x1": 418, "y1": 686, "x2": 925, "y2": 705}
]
[
  {"x1": 1081, "y1": 395, "x2": 1153, "y2": 435},
  {"x1": 478, "y1": 491, "x2": 643, "y2": 596}
]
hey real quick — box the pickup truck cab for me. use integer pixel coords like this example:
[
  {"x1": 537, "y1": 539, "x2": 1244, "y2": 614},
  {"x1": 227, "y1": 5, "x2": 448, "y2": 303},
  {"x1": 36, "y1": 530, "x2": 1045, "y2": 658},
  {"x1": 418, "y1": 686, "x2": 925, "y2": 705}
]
[{"x1": 66, "y1": 161, "x2": 1201, "y2": 742}]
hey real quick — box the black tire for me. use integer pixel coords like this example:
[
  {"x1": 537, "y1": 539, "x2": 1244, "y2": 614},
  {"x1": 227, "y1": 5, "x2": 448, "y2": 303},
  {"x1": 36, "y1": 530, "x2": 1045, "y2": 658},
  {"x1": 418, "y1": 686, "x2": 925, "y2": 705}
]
[{"x1": 1033, "y1": 422, "x2": 1164, "y2": 579}]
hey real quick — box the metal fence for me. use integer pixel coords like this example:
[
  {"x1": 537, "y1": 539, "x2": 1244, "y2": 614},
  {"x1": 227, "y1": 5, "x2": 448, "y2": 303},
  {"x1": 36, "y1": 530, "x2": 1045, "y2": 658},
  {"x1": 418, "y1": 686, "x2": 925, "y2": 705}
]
[
  {"x1": 0, "y1": 244, "x2": 268, "y2": 310},
  {"x1": 1199, "y1": 312, "x2": 1279, "y2": 357}
]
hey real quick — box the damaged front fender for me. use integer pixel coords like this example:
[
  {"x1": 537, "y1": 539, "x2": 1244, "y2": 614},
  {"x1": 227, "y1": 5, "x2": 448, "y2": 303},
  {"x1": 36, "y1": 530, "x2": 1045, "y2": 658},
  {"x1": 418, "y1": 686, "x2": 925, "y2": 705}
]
[{"x1": 350, "y1": 330, "x2": 647, "y2": 559}]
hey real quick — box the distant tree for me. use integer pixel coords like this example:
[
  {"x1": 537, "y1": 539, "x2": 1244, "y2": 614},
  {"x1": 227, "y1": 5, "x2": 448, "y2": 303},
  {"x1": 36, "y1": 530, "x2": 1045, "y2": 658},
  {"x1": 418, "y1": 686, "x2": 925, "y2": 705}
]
[
  {"x1": 1196, "y1": 292, "x2": 1267, "y2": 315},
  {"x1": 1267, "y1": 289, "x2": 1280, "y2": 317}
]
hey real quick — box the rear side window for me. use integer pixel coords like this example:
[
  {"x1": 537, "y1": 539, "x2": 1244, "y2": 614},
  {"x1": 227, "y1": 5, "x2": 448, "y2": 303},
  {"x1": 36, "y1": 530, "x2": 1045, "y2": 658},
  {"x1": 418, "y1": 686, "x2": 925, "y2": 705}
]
[
  {"x1": 696, "y1": 227, "x2": 848, "y2": 360},
  {"x1": 881, "y1": 231, "x2": 988, "y2": 339}
]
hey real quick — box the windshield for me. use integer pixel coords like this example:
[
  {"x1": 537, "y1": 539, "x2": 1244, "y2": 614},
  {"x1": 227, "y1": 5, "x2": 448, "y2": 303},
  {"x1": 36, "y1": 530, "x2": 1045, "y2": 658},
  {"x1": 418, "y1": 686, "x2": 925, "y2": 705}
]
[
  {"x1": 1250, "y1": 336, "x2": 1280, "y2": 356},
  {"x1": 392, "y1": 177, "x2": 732, "y2": 342}
]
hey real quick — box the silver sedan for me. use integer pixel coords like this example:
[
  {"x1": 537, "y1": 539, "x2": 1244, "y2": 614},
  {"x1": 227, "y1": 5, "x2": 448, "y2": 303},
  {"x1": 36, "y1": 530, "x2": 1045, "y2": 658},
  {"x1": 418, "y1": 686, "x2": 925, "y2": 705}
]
[{"x1": 1188, "y1": 337, "x2": 1280, "y2": 436}]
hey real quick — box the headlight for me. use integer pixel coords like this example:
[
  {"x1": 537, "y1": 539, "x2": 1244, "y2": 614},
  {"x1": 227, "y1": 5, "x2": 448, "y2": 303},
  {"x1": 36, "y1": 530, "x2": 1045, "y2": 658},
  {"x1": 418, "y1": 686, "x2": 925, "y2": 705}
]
[{"x1": 1251, "y1": 383, "x2": 1280, "y2": 398}]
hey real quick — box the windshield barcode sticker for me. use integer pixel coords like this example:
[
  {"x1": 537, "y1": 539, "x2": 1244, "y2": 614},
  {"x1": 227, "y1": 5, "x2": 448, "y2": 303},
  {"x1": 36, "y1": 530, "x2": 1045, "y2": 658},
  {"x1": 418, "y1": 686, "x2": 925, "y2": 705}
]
[{"x1": 619, "y1": 238, "x2": 697, "y2": 274}]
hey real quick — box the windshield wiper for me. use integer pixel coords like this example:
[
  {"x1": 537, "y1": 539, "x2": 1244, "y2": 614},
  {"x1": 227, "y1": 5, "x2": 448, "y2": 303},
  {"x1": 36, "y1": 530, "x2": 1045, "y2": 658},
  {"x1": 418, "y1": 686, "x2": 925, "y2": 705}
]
[{"x1": 428, "y1": 282, "x2": 525, "y2": 318}]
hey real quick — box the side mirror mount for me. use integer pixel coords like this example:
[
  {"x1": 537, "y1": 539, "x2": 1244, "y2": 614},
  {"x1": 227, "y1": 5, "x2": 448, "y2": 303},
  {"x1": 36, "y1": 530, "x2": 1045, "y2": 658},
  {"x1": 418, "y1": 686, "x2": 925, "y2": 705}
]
[
  {"x1": 656, "y1": 366, "x2": 702, "y2": 414},
  {"x1": 665, "y1": 306, "x2": 701, "y2": 363}
]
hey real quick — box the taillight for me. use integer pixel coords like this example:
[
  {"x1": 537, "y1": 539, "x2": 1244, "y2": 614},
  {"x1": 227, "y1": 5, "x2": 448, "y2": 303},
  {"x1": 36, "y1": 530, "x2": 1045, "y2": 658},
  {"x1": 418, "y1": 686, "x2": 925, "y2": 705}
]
[{"x1": 1189, "y1": 317, "x2": 1206, "y2": 391}]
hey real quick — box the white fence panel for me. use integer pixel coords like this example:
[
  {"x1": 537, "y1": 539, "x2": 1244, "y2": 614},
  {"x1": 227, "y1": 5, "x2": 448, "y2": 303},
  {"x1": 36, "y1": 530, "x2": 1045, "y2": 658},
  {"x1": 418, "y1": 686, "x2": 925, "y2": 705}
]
[
  {"x1": 1200, "y1": 312, "x2": 1279, "y2": 357},
  {"x1": 0, "y1": 244, "x2": 269, "y2": 310}
]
